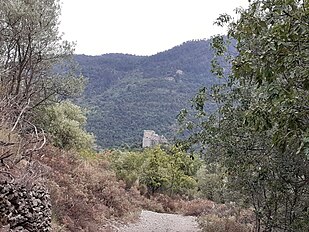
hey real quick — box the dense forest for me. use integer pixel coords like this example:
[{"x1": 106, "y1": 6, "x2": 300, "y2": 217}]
[{"x1": 75, "y1": 40, "x2": 221, "y2": 148}]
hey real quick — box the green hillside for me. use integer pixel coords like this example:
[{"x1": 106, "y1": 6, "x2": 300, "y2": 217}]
[{"x1": 75, "y1": 39, "x2": 220, "y2": 148}]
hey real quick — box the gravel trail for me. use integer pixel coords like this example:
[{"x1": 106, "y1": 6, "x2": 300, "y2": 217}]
[{"x1": 117, "y1": 210, "x2": 201, "y2": 232}]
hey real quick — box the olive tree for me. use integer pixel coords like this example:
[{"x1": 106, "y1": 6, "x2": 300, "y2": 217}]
[
  {"x1": 0, "y1": 0, "x2": 84, "y2": 178},
  {"x1": 0, "y1": 0, "x2": 83, "y2": 107}
]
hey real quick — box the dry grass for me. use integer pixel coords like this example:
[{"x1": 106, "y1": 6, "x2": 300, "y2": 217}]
[
  {"x1": 182, "y1": 199, "x2": 254, "y2": 232},
  {"x1": 198, "y1": 214, "x2": 252, "y2": 232},
  {"x1": 36, "y1": 146, "x2": 143, "y2": 231},
  {"x1": 33, "y1": 146, "x2": 255, "y2": 232},
  {"x1": 139, "y1": 196, "x2": 254, "y2": 232}
]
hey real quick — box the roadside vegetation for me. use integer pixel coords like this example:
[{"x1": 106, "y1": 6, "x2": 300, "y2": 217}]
[
  {"x1": 178, "y1": 0, "x2": 309, "y2": 231},
  {"x1": 0, "y1": 0, "x2": 307, "y2": 232}
]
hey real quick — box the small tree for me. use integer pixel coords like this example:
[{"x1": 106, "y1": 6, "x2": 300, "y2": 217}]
[
  {"x1": 141, "y1": 148, "x2": 170, "y2": 194},
  {"x1": 110, "y1": 147, "x2": 201, "y2": 196},
  {"x1": 0, "y1": 0, "x2": 85, "y2": 183},
  {"x1": 35, "y1": 101, "x2": 94, "y2": 150},
  {"x1": 0, "y1": 0, "x2": 83, "y2": 108}
]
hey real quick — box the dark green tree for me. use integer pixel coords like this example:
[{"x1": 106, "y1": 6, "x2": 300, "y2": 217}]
[{"x1": 178, "y1": 0, "x2": 309, "y2": 231}]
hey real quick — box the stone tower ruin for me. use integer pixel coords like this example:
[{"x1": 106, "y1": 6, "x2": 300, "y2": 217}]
[{"x1": 142, "y1": 130, "x2": 168, "y2": 148}]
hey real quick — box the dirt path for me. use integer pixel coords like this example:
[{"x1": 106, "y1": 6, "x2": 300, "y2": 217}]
[{"x1": 117, "y1": 210, "x2": 201, "y2": 232}]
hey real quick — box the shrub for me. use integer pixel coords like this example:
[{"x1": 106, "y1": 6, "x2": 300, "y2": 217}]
[
  {"x1": 109, "y1": 150, "x2": 145, "y2": 189},
  {"x1": 36, "y1": 146, "x2": 141, "y2": 231},
  {"x1": 109, "y1": 146, "x2": 202, "y2": 197},
  {"x1": 198, "y1": 214, "x2": 252, "y2": 232},
  {"x1": 35, "y1": 101, "x2": 94, "y2": 151}
]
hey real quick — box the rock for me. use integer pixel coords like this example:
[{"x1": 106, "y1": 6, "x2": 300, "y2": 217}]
[{"x1": 0, "y1": 183, "x2": 51, "y2": 231}]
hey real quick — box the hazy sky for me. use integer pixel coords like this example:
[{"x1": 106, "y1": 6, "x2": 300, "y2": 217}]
[{"x1": 59, "y1": 0, "x2": 249, "y2": 56}]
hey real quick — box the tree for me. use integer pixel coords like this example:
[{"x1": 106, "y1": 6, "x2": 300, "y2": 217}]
[
  {"x1": 35, "y1": 100, "x2": 94, "y2": 150},
  {"x1": 178, "y1": 0, "x2": 309, "y2": 231},
  {"x1": 0, "y1": 0, "x2": 83, "y2": 108},
  {"x1": 110, "y1": 147, "x2": 201, "y2": 196},
  {"x1": 0, "y1": 0, "x2": 84, "y2": 180}
]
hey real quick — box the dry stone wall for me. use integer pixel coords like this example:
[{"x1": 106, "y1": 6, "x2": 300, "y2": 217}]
[{"x1": 0, "y1": 182, "x2": 51, "y2": 232}]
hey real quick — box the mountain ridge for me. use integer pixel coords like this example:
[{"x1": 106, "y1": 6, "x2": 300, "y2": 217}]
[{"x1": 75, "y1": 39, "x2": 219, "y2": 148}]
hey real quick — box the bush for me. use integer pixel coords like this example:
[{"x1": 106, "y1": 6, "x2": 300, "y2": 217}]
[
  {"x1": 198, "y1": 214, "x2": 252, "y2": 232},
  {"x1": 196, "y1": 163, "x2": 243, "y2": 203},
  {"x1": 35, "y1": 101, "x2": 94, "y2": 151},
  {"x1": 36, "y1": 146, "x2": 141, "y2": 231},
  {"x1": 109, "y1": 146, "x2": 202, "y2": 197},
  {"x1": 109, "y1": 150, "x2": 145, "y2": 189},
  {"x1": 196, "y1": 164, "x2": 226, "y2": 203}
]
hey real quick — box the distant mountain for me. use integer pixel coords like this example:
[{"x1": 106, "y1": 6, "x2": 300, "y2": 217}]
[{"x1": 75, "y1": 39, "x2": 220, "y2": 148}]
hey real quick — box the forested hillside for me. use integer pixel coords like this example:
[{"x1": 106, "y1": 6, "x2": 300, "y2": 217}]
[{"x1": 75, "y1": 40, "x2": 220, "y2": 148}]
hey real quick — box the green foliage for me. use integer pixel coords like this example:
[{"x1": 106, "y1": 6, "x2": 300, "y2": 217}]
[
  {"x1": 36, "y1": 101, "x2": 94, "y2": 150},
  {"x1": 109, "y1": 146, "x2": 201, "y2": 196},
  {"x1": 178, "y1": 0, "x2": 309, "y2": 231},
  {"x1": 140, "y1": 148, "x2": 170, "y2": 194},
  {"x1": 75, "y1": 40, "x2": 221, "y2": 148},
  {"x1": 0, "y1": 0, "x2": 84, "y2": 108},
  {"x1": 0, "y1": 0, "x2": 87, "y2": 173},
  {"x1": 78, "y1": 148, "x2": 99, "y2": 160},
  {"x1": 110, "y1": 150, "x2": 146, "y2": 189},
  {"x1": 196, "y1": 164, "x2": 227, "y2": 203}
]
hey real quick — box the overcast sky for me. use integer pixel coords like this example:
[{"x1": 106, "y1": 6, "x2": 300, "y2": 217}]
[{"x1": 59, "y1": 0, "x2": 249, "y2": 56}]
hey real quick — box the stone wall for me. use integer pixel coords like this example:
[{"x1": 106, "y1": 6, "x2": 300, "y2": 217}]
[
  {"x1": 142, "y1": 130, "x2": 168, "y2": 148},
  {"x1": 0, "y1": 182, "x2": 51, "y2": 232}
]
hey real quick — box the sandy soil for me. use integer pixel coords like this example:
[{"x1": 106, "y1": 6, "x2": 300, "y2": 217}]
[{"x1": 117, "y1": 210, "x2": 201, "y2": 232}]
